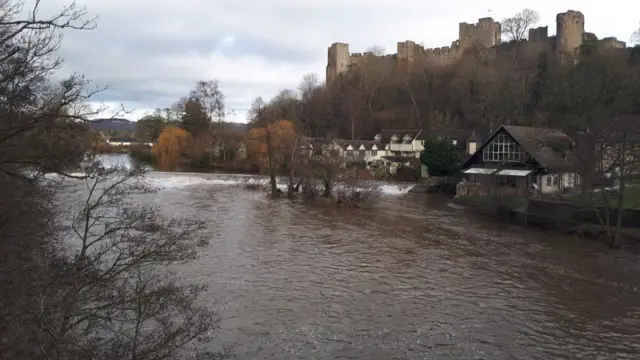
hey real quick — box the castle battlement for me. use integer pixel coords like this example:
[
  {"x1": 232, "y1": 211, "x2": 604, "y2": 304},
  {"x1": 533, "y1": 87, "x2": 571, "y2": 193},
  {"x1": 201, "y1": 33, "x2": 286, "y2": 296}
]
[{"x1": 326, "y1": 10, "x2": 626, "y2": 83}]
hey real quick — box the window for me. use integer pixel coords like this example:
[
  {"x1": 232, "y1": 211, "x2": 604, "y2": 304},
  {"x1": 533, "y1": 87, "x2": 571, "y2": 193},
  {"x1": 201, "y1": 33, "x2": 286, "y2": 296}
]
[
  {"x1": 452, "y1": 140, "x2": 457, "y2": 146},
  {"x1": 553, "y1": 175, "x2": 559, "y2": 186},
  {"x1": 546, "y1": 176, "x2": 552, "y2": 186},
  {"x1": 482, "y1": 132, "x2": 530, "y2": 163},
  {"x1": 469, "y1": 141, "x2": 477, "y2": 154},
  {"x1": 365, "y1": 150, "x2": 372, "y2": 157}
]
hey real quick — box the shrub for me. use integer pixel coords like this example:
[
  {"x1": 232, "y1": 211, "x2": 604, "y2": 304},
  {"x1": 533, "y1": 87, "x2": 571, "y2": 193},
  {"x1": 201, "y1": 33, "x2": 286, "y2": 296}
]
[{"x1": 420, "y1": 137, "x2": 460, "y2": 177}]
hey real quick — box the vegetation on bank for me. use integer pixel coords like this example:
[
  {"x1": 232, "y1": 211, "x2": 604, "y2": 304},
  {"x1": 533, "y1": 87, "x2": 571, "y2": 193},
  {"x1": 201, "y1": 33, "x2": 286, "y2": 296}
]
[
  {"x1": 565, "y1": 186, "x2": 640, "y2": 210},
  {"x1": 419, "y1": 137, "x2": 460, "y2": 177},
  {"x1": 0, "y1": 1, "x2": 229, "y2": 358}
]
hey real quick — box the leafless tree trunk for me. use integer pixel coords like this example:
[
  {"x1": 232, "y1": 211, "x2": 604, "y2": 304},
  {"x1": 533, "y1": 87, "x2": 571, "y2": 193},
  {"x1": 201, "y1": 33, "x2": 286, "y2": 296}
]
[
  {"x1": 287, "y1": 134, "x2": 300, "y2": 199},
  {"x1": 33, "y1": 160, "x2": 229, "y2": 360},
  {"x1": 501, "y1": 8, "x2": 540, "y2": 41}
]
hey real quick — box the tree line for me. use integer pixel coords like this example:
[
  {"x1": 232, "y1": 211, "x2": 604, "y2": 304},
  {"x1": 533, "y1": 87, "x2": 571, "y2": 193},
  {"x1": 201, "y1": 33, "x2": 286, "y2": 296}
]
[{"x1": 0, "y1": 0, "x2": 229, "y2": 358}]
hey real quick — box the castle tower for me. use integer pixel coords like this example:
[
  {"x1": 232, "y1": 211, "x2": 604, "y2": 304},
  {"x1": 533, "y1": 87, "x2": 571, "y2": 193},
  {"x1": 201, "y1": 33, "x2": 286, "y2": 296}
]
[
  {"x1": 458, "y1": 17, "x2": 501, "y2": 50},
  {"x1": 397, "y1": 41, "x2": 417, "y2": 72},
  {"x1": 326, "y1": 43, "x2": 349, "y2": 84},
  {"x1": 556, "y1": 10, "x2": 584, "y2": 59}
]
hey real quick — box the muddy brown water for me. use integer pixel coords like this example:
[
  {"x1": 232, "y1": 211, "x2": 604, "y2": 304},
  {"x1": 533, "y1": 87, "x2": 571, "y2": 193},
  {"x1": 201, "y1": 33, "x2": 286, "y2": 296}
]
[{"x1": 73, "y1": 157, "x2": 640, "y2": 359}]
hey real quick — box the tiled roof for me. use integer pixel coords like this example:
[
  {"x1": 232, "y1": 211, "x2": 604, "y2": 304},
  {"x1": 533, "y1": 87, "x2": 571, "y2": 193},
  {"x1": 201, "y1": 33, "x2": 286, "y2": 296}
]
[
  {"x1": 374, "y1": 129, "x2": 422, "y2": 143},
  {"x1": 501, "y1": 125, "x2": 578, "y2": 172},
  {"x1": 335, "y1": 140, "x2": 381, "y2": 150}
]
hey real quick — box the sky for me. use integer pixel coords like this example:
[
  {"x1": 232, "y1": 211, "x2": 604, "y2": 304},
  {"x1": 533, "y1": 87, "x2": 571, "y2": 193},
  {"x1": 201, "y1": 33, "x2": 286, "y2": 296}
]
[{"x1": 37, "y1": 0, "x2": 639, "y2": 123}]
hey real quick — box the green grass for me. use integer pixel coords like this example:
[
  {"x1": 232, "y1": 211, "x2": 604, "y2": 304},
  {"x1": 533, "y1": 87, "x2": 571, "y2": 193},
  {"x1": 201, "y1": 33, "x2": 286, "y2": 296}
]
[{"x1": 565, "y1": 186, "x2": 640, "y2": 210}]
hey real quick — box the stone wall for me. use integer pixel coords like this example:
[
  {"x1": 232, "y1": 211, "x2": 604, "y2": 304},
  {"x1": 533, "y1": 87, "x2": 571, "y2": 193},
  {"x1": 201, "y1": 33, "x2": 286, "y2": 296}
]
[{"x1": 326, "y1": 9, "x2": 628, "y2": 83}]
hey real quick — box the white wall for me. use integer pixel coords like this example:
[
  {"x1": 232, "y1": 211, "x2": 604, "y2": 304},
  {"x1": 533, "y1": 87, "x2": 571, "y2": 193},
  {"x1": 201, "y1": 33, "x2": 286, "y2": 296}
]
[{"x1": 537, "y1": 172, "x2": 579, "y2": 194}]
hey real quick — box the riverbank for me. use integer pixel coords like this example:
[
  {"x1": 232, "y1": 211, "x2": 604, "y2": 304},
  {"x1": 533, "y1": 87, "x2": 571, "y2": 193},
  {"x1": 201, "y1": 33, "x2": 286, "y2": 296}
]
[{"x1": 453, "y1": 194, "x2": 640, "y2": 250}]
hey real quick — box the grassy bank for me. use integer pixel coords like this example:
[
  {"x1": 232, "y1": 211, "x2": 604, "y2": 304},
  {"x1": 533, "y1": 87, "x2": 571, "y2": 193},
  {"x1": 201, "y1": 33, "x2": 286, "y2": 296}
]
[{"x1": 565, "y1": 186, "x2": 640, "y2": 210}]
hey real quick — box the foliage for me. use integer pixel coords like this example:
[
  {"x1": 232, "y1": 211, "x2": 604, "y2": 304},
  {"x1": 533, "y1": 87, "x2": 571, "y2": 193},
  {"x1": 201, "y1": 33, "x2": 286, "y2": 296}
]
[
  {"x1": 180, "y1": 98, "x2": 210, "y2": 136},
  {"x1": 152, "y1": 126, "x2": 193, "y2": 171},
  {"x1": 420, "y1": 137, "x2": 460, "y2": 177},
  {"x1": 130, "y1": 145, "x2": 156, "y2": 166},
  {"x1": 135, "y1": 114, "x2": 167, "y2": 142},
  {"x1": 247, "y1": 120, "x2": 297, "y2": 171}
]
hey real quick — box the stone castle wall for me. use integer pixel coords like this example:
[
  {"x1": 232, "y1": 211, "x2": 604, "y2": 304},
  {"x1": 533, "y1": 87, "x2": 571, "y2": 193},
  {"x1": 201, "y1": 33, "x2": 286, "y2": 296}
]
[{"x1": 326, "y1": 10, "x2": 627, "y2": 83}]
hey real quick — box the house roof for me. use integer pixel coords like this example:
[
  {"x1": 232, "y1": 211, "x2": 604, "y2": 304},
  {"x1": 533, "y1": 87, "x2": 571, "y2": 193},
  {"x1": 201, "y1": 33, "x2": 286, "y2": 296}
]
[
  {"x1": 417, "y1": 127, "x2": 491, "y2": 150},
  {"x1": 335, "y1": 139, "x2": 381, "y2": 150},
  {"x1": 374, "y1": 129, "x2": 422, "y2": 142},
  {"x1": 463, "y1": 125, "x2": 578, "y2": 172}
]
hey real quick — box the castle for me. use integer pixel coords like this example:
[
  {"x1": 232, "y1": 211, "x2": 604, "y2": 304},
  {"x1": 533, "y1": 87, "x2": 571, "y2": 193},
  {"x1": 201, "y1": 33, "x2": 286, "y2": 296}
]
[{"x1": 326, "y1": 10, "x2": 627, "y2": 84}]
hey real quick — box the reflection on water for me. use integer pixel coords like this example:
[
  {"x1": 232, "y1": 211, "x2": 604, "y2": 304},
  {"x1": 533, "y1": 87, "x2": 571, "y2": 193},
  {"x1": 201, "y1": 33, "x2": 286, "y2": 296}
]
[{"x1": 98, "y1": 156, "x2": 640, "y2": 359}]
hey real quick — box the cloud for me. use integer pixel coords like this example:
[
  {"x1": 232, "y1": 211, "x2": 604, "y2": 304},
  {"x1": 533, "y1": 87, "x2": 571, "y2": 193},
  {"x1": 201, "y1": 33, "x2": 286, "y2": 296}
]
[
  {"x1": 221, "y1": 36, "x2": 236, "y2": 46},
  {"x1": 36, "y1": 0, "x2": 638, "y2": 123}
]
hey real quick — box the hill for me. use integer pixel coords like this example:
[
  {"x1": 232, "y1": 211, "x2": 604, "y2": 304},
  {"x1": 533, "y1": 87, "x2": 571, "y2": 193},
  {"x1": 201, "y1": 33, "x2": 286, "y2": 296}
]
[{"x1": 87, "y1": 118, "x2": 136, "y2": 132}]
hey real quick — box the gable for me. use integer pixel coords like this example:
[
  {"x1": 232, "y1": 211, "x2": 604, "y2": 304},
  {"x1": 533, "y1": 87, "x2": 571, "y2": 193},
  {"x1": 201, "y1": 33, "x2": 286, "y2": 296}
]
[{"x1": 481, "y1": 129, "x2": 532, "y2": 163}]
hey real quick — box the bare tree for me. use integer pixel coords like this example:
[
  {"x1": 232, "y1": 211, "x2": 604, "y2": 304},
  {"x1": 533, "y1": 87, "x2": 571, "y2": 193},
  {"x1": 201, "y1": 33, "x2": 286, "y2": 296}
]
[
  {"x1": 33, "y1": 159, "x2": 228, "y2": 359},
  {"x1": 632, "y1": 22, "x2": 640, "y2": 45},
  {"x1": 0, "y1": 0, "x2": 229, "y2": 357},
  {"x1": 501, "y1": 8, "x2": 540, "y2": 41},
  {"x1": 366, "y1": 44, "x2": 386, "y2": 56},
  {"x1": 586, "y1": 119, "x2": 640, "y2": 248},
  {"x1": 248, "y1": 97, "x2": 280, "y2": 197},
  {"x1": 189, "y1": 80, "x2": 227, "y2": 122}
]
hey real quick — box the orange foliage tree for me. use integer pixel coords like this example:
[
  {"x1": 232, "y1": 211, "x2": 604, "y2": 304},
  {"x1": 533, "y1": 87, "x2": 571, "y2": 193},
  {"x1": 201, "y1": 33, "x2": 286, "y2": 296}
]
[
  {"x1": 152, "y1": 126, "x2": 192, "y2": 171},
  {"x1": 246, "y1": 120, "x2": 297, "y2": 171}
]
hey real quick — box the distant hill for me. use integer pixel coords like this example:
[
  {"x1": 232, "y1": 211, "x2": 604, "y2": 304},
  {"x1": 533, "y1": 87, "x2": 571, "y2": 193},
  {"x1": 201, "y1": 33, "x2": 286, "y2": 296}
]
[
  {"x1": 87, "y1": 118, "x2": 136, "y2": 132},
  {"x1": 220, "y1": 122, "x2": 248, "y2": 134},
  {"x1": 87, "y1": 118, "x2": 249, "y2": 134}
]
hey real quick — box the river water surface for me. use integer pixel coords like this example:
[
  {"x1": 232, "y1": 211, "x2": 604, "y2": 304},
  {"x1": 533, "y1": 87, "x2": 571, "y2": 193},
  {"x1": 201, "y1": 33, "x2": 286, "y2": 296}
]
[{"x1": 105, "y1": 156, "x2": 640, "y2": 359}]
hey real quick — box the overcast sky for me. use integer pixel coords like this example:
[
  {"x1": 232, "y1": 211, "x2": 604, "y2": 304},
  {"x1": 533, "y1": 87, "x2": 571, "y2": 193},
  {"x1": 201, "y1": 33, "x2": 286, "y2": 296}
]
[{"x1": 43, "y1": 0, "x2": 639, "y2": 123}]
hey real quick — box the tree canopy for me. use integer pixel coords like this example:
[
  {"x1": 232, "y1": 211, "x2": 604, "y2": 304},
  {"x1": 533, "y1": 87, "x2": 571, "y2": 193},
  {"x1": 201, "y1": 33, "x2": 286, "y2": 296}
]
[
  {"x1": 420, "y1": 137, "x2": 460, "y2": 177},
  {"x1": 152, "y1": 126, "x2": 193, "y2": 171},
  {"x1": 247, "y1": 120, "x2": 297, "y2": 170}
]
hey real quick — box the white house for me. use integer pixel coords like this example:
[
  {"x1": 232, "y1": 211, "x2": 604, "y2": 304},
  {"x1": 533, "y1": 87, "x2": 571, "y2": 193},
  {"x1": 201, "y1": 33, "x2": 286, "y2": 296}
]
[
  {"x1": 106, "y1": 137, "x2": 153, "y2": 147},
  {"x1": 373, "y1": 129, "x2": 424, "y2": 159},
  {"x1": 335, "y1": 140, "x2": 383, "y2": 165}
]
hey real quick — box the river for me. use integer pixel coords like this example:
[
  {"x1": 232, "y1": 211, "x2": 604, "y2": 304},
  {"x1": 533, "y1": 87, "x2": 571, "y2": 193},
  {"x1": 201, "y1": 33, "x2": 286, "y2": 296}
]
[{"x1": 99, "y1": 155, "x2": 640, "y2": 359}]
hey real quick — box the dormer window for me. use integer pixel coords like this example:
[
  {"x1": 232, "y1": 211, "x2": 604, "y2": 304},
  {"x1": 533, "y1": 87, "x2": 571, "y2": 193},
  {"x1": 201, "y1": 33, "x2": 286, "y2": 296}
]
[
  {"x1": 374, "y1": 134, "x2": 382, "y2": 141},
  {"x1": 468, "y1": 140, "x2": 477, "y2": 154},
  {"x1": 358, "y1": 144, "x2": 366, "y2": 150},
  {"x1": 403, "y1": 135, "x2": 412, "y2": 143},
  {"x1": 390, "y1": 135, "x2": 398, "y2": 143}
]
